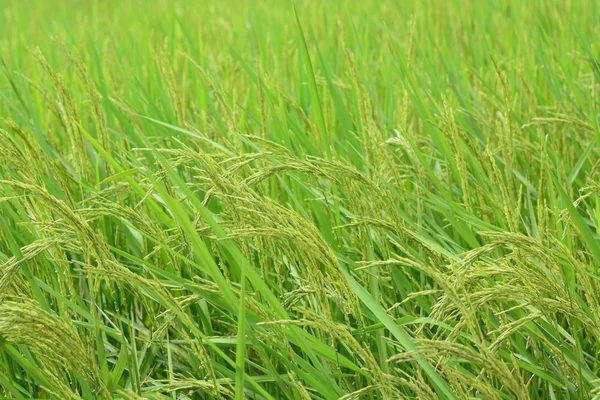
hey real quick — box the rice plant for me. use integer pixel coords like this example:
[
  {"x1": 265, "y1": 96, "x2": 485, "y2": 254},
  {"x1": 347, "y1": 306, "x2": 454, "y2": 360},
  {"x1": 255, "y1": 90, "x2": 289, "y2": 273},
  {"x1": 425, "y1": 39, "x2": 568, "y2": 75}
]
[{"x1": 1, "y1": 0, "x2": 600, "y2": 398}]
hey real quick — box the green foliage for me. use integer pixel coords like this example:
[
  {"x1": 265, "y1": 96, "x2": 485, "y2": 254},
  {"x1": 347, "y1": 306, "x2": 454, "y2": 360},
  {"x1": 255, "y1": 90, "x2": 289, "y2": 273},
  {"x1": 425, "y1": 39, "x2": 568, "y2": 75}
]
[{"x1": 1, "y1": 0, "x2": 600, "y2": 398}]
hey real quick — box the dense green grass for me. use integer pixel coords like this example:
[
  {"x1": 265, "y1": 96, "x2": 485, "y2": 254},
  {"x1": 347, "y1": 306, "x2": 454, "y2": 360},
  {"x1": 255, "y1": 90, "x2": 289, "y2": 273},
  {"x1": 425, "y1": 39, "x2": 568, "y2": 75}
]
[{"x1": 1, "y1": 0, "x2": 600, "y2": 398}]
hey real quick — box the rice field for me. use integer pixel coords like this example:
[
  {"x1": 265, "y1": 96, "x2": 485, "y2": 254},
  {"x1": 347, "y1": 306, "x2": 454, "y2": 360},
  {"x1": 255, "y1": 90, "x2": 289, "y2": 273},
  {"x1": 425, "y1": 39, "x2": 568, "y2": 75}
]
[{"x1": 1, "y1": 0, "x2": 600, "y2": 398}]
